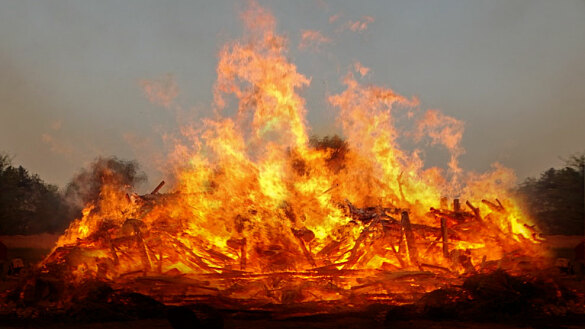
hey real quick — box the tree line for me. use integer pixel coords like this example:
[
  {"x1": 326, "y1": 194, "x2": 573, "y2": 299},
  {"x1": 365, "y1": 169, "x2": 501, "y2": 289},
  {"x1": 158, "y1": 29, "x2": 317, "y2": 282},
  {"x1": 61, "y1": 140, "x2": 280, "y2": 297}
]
[
  {"x1": 516, "y1": 154, "x2": 584, "y2": 235},
  {"x1": 0, "y1": 148, "x2": 583, "y2": 236}
]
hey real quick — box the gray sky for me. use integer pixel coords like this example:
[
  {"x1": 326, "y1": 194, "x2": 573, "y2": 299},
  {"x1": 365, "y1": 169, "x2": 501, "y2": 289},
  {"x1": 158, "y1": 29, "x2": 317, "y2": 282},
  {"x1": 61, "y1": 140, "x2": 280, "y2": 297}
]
[{"x1": 1, "y1": 0, "x2": 584, "y2": 190}]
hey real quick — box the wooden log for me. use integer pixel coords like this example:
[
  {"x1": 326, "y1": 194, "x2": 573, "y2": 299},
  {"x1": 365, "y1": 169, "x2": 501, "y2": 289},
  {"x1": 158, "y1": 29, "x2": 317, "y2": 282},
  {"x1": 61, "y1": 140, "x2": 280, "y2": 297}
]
[
  {"x1": 343, "y1": 218, "x2": 381, "y2": 269},
  {"x1": 419, "y1": 263, "x2": 452, "y2": 274},
  {"x1": 163, "y1": 233, "x2": 217, "y2": 273},
  {"x1": 466, "y1": 200, "x2": 483, "y2": 224},
  {"x1": 316, "y1": 240, "x2": 342, "y2": 257},
  {"x1": 388, "y1": 243, "x2": 406, "y2": 268},
  {"x1": 482, "y1": 199, "x2": 505, "y2": 213},
  {"x1": 150, "y1": 180, "x2": 165, "y2": 194},
  {"x1": 292, "y1": 227, "x2": 315, "y2": 243},
  {"x1": 344, "y1": 199, "x2": 402, "y2": 224},
  {"x1": 379, "y1": 270, "x2": 434, "y2": 281},
  {"x1": 453, "y1": 198, "x2": 461, "y2": 212},
  {"x1": 345, "y1": 200, "x2": 377, "y2": 223},
  {"x1": 108, "y1": 238, "x2": 120, "y2": 265},
  {"x1": 428, "y1": 208, "x2": 469, "y2": 223},
  {"x1": 138, "y1": 241, "x2": 152, "y2": 273},
  {"x1": 204, "y1": 248, "x2": 235, "y2": 264},
  {"x1": 226, "y1": 238, "x2": 247, "y2": 270},
  {"x1": 411, "y1": 223, "x2": 441, "y2": 236},
  {"x1": 312, "y1": 261, "x2": 349, "y2": 273},
  {"x1": 240, "y1": 239, "x2": 247, "y2": 271},
  {"x1": 458, "y1": 250, "x2": 476, "y2": 273},
  {"x1": 158, "y1": 249, "x2": 163, "y2": 274},
  {"x1": 291, "y1": 228, "x2": 317, "y2": 268},
  {"x1": 441, "y1": 217, "x2": 449, "y2": 259},
  {"x1": 122, "y1": 218, "x2": 152, "y2": 272},
  {"x1": 321, "y1": 183, "x2": 338, "y2": 194},
  {"x1": 422, "y1": 234, "x2": 442, "y2": 257},
  {"x1": 401, "y1": 211, "x2": 418, "y2": 265},
  {"x1": 440, "y1": 197, "x2": 448, "y2": 210}
]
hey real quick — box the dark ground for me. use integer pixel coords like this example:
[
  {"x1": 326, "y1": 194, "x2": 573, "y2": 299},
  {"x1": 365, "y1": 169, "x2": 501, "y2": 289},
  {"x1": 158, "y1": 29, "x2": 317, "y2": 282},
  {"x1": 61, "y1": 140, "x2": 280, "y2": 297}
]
[{"x1": 2, "y1": 315, "x2": 585, "y2": 329}]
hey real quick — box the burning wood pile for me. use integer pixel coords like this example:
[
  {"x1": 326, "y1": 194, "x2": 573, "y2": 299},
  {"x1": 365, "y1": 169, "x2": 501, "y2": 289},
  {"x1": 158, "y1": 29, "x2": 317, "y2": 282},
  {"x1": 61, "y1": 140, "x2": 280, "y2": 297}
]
[
  {"x1": 10, "y1": 2, "x2": 557, "y2": 317},
  {"x1": 38, "y1": 177, "x2": 544, "y2": 309}
]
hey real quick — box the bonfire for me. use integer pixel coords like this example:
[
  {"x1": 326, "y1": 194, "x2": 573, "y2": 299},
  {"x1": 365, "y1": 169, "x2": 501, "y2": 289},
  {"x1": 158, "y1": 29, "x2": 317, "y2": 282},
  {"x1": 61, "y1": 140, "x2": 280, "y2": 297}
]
[{"x1": 31, "y1": 3, "x2": 552, "y2": 315}]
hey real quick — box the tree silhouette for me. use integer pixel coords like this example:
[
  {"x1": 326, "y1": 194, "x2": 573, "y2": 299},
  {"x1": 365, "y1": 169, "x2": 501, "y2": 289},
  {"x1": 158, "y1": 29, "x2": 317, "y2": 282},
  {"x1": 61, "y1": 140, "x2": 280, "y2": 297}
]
[
  {"x1": 518, "y1": 154, "x2": 585, "y2": 235},
  {"x1": 0, "y1": 154, "x2": 69, "y2": 234}
]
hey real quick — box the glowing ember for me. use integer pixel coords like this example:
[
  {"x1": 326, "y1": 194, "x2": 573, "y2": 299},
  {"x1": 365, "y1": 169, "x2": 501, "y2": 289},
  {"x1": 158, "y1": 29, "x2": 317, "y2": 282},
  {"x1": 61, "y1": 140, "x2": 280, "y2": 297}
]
[{"x1": 41, "y1": 2, "x2": 545, "y2": 307}]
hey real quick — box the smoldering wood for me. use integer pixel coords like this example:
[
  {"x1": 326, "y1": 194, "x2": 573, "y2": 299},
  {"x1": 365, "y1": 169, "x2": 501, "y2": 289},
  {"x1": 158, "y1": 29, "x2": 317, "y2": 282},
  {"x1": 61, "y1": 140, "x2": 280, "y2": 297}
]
[
  {"x1": 311, "y1": 261, "x2": 349, "y2": 273},
  {"x1": 343, "y1": 214, "x2": 389, "y2": 269},
  {"x1": 227, "y1": 237, "x2": 247, "y2": 270},
  {"x1": 388, "y1": 241, "x2": 406, "y2": 268},
  {"x1": 419, "y1": 263, "x2": 452, "y2": 274},
  {"x1": 108, "y1": 238, "x2": 120, "y2": 265},
  {"x1": 344, "y1": 199, "x2": 400, "y2": 224},
  {"x1": 204, "y1": 248, "x2": 235, "y2": 265},
  {"x1": 291, "y1": 228, "x2": 317, "y2": 267},
  {"x1": 137, "y1": 233, "x2": 152, "y2": 272},
  {"x1": 400, "y1": 211, "x2": 418, "y2": 265},
  {"x1": 422, "y1": 234, "x2": 442, "y2": 257},
  {"x1": 316, "y1": 240, "x2": 342, "y2": 258},
  {"x1": 440, "y1": 197, "x2": 448, "y2": 209},
  {"x1": 441, "y1": 217, "x2": 449, "y2": 259},
  {"x1": 453, "y1": 198, "x2": 461, "y2": 212},
  {"x1": 30, "y1": 186, "x2": 548, "y2": 313},
  {"x1": 240, "y1": 241, "x2": 246, "y2": 270},
  {"x1": 162, "y1": 233, "x2": 218, "y2": 273},
  {"x1": 158, "y1": 248, "x2": 163, "y2": 274},
  {"x1": 482, "y1": 199, "x2": 505, "y2": 213},
  {"x1": 466, "y1": 200, "x2": 483, "y2": 225},
  {"x1": 428, "y1": 207, "x2": 471, "y2": 223}
]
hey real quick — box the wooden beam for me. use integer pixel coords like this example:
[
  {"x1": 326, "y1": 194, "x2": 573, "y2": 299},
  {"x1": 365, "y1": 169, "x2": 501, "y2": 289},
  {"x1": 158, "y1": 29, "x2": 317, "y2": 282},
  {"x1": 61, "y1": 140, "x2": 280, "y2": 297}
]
[
  {"x1": 150, "y1": 180, "x2": 165, "y2": 194},
  {"x1": 441, "y1": 217, "x2": 449, "y2": 259},
  {"x1": 401, "y1": 211, "x2": 418, "y2": 266}
]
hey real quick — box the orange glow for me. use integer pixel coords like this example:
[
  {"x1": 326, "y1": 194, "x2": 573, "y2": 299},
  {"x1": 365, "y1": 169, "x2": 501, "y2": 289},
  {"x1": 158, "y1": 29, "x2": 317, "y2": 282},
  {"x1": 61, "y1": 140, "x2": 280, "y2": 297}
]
[{"x1": 299, "y1": 30, "x2": 332, "y2": 51}]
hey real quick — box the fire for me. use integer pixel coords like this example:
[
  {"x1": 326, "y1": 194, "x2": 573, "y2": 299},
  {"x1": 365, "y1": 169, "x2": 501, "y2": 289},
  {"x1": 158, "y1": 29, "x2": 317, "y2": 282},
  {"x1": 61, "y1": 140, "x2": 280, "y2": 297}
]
[{"x1": 41, "y1": 3, "x2": 545, "y2": 306}]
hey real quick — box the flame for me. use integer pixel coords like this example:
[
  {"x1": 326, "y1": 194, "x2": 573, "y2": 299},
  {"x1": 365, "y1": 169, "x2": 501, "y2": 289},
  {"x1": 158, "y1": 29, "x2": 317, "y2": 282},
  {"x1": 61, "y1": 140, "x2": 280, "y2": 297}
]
[
  {"x1": 299, "y1": 30, "x2": 332, "y2": 51},
  {"x1": 347, "y1": 16, "x2": 375, "y2": 32},
  {"x1": 42, "y1": 3, "x2": 545, "y2": 306},
  {"x1": 140, "y1": 74, "x2": 179, "y2": 109}
]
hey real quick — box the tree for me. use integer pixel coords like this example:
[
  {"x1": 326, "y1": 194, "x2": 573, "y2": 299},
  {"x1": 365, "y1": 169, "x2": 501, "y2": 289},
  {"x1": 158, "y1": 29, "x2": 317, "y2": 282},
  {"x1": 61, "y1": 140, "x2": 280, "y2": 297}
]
[
  {"x1": 0, "y1": 153, "x2": 69, "y2": 234},
  {"x1": 518, "y1": 153, "x2": 585, "y2": 235}
]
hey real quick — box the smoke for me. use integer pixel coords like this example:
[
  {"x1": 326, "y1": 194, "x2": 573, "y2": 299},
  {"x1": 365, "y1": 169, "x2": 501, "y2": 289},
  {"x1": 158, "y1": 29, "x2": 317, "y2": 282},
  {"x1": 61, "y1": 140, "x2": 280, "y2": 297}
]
[
  {"x1": 346, "y1": 16, "x2": 374, "y2": 32},
  {"x1": 415, "y1": 109, "x2": 465, "y2": 175},
  {"x1": 140, "y1": 74, "x2": 179, "y2": 109},
  {"x1": 64, "y1": 157, "x2": 147, "y2": 214}
]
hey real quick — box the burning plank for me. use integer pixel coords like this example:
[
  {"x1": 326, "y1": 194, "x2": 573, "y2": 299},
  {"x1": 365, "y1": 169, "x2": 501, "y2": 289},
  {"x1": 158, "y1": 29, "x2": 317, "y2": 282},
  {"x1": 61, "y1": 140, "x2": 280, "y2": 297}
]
[{"x1": 401, "y1": 211, "x2": 419, "y2": 266}]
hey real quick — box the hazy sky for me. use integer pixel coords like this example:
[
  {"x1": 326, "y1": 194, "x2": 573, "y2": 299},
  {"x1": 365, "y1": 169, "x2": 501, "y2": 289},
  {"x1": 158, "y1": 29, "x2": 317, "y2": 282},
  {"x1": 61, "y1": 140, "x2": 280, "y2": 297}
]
[{"x1": 1, "y1": 0, "x2": 584, "y2": 190}]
